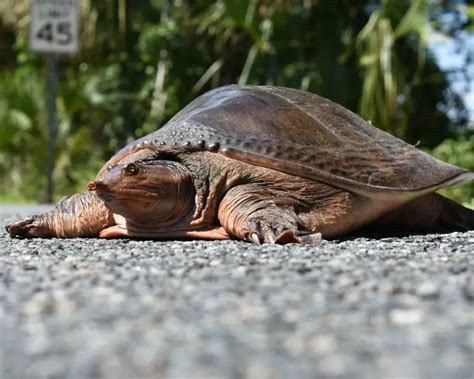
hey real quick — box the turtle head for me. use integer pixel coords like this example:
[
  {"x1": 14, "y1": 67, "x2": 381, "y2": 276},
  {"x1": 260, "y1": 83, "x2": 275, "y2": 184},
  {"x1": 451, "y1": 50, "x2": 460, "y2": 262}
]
[{"x1": 88, "y1": 150, "x2": 195, "y2": 225}]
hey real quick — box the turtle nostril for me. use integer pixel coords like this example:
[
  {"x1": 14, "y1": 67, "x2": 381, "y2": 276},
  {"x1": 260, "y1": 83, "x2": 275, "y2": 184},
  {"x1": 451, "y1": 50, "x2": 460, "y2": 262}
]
[{"x1": 87, "y1": 182, "x2": 97, "y2": 191}]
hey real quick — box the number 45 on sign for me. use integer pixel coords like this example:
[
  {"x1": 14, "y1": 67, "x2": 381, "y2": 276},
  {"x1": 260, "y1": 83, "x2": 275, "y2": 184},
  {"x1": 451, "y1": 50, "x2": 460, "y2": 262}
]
[{"x1": 30, "y1": 0, "x2": 79, "y2": 54}]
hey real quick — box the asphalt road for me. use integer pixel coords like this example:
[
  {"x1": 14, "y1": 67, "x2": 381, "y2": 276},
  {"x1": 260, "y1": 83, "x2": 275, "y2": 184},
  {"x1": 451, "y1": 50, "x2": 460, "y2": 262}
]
[{"x1": 1, "y1": 205, "x2": 473, "y2": 379}]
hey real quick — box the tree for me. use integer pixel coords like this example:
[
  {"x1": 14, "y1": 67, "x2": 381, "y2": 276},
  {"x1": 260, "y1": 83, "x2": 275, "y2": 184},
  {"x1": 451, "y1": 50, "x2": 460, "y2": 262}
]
[{"x1": 0, "y1": 0, "x2": 471, "y2": 201}]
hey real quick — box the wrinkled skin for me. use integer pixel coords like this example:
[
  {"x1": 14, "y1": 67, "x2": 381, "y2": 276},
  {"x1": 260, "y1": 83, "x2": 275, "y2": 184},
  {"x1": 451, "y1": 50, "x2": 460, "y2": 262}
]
[
  {"x1": 88, "y1": 149, "x2": 200, "y2": 239},
  {"x1": 5, "y1": 85, "x2": 474, "y2": 244},
  {"x1": 5, "y1": 190, "x2": 114, "y2": 238}
]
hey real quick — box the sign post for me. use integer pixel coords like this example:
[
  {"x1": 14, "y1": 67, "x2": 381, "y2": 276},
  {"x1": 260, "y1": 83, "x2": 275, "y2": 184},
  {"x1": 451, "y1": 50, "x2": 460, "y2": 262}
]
[
  {"x1": 46, "y1": 53, "x2": 57, "y2": 203},
  {"x1": 29, "y1": 0, "x2": 79, "y2": 202}
]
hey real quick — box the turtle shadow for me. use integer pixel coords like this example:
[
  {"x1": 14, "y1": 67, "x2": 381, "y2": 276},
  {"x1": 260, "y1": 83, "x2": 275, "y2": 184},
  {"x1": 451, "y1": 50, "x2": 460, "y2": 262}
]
[{"x1": 337, "y1": 228, "x2": 465, "y2": 242}]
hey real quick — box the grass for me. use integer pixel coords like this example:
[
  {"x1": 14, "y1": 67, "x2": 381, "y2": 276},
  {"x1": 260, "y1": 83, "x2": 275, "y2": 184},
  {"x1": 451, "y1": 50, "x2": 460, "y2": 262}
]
[{"x1": 0, "y1": 193, "x2": 36, "y2": 204}]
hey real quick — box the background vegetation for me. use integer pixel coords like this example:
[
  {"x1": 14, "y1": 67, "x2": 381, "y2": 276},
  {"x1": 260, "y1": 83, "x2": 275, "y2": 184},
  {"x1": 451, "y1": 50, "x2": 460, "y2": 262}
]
[{"x1": 0, "y1": 0, "x2": 473, "y2": 205}]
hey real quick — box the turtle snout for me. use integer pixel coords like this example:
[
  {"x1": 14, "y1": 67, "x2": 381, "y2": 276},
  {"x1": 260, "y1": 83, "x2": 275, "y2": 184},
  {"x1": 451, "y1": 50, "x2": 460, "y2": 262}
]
[
  {"x1": 87, "y1": 181, "x2": 108, "y2": 191},
  {"x1": 87, "y1": 181, "x2": 116, "y2": 202}
]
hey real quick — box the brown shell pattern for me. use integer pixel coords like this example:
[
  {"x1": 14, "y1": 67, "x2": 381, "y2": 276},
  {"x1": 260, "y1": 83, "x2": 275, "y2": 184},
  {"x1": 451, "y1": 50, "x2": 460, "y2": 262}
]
[{"x1": 109, "y1": 85, "x2": 471, "y2": 195}]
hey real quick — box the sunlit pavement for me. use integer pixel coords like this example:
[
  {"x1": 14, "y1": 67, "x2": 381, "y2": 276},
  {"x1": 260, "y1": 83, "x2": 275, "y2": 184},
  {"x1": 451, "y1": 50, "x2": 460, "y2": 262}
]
[{"x1": 1, "y1": 206, "x2": 473, "y2": 379}]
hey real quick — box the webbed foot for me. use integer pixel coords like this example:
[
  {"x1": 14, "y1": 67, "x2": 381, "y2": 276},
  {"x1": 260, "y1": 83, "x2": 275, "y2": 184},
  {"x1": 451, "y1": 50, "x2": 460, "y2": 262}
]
[
  {"x1": 243, "y1": 215, "x2": 298, "y2": 244},
  {"x1": 239, "y1": 214, "x2": 323, "y2": 245},
  {"x1": 5, "y1": 215, "x2": 52, "y2": 238},
  {"x1": 248, "y1": 228, "x2": 323, "y2": 245}
]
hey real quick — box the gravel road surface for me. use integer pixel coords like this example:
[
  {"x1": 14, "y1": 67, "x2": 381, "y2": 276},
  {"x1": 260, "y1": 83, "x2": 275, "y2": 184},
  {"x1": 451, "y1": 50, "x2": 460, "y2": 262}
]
[{"x1": 1, "y1": 205, "x2": 473, "y2": 379}]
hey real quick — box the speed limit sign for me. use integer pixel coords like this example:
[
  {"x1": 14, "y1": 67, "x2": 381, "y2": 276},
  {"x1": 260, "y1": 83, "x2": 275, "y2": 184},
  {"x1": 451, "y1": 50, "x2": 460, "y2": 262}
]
[{"x1": 29, "y1": 0, "x2": 79, "y2": 53}]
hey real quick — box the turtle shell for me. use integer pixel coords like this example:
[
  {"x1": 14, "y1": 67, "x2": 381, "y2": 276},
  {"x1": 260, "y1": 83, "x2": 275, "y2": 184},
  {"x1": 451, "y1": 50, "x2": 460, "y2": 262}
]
[{"x1": 109, "y1": 85, "x2": 473, "y2": 198}]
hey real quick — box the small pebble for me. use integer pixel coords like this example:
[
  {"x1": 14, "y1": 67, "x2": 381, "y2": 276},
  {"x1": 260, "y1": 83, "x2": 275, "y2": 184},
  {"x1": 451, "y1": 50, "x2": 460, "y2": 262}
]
[{"x1": 416, "y1": 281, "x2": 440, "y2": 298}]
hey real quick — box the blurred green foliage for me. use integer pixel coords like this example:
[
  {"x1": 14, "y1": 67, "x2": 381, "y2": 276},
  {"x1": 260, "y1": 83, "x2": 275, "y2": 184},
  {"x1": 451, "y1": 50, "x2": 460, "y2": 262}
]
[
  {"x1": 428, "y1": 136, "x2": 474, "y2": 207},
  {"x1": 0, "y1": 0, "x2": 472, "y2": 203}
]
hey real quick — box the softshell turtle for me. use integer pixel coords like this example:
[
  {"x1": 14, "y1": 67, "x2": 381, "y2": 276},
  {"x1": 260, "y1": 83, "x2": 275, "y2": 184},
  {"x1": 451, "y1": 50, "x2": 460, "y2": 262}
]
[{"x1": 6, "y1": 85, "x2": 474, "y2": 244}]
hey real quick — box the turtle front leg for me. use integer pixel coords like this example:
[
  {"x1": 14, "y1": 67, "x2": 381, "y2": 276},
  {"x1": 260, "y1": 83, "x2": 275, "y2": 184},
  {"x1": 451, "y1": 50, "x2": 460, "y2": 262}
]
[
  {"x1": 5, "y1": 191, "x2": 114, "y2": 238},
  {"x1": 218, "y1": 184, "x2": 322, "y2": 244}
]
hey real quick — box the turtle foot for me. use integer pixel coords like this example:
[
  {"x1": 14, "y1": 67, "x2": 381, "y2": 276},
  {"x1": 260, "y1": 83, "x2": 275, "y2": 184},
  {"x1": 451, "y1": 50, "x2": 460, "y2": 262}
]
[
  {"x1": 242, "y1": 217, "x2": 323, "y2": 245},
  {"x1": 243, "y1": 216, "x2": 299, "y2": 244},
  {"x1": 5, "y1": 215, "x2": 52, "y2": 238}
]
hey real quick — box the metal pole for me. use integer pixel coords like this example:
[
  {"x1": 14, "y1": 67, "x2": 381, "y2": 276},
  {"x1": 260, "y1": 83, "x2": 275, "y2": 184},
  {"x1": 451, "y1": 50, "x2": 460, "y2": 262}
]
[{"x1": 46, "y1": 53, "x2": 57, "y2": 203}]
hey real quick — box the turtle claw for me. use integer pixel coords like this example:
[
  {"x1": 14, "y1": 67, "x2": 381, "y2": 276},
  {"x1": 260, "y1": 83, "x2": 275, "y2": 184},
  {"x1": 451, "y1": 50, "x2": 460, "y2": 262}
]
[
  {"x1": 247, "y1": 222, "x2": 283, "y2": 244},
  {"x1": 264, "y1": 230, "x2": 277, "y2": 244},
  {"x1": 251, "y1": 232, "x2": 261, "y2": 245},
  {"x1": 243, "y1": 215, "x2": 303, "y2": 245}
]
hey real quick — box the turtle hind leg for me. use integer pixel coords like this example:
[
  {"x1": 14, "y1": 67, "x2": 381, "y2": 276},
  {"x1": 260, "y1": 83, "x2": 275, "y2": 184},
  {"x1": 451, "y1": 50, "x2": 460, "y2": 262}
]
[
  {"x1": 428, "y1": 194, "x2": 474, "y2": 231},
  {"x1": 365, "y1": 193, "x2": 474, "y2": 235}
]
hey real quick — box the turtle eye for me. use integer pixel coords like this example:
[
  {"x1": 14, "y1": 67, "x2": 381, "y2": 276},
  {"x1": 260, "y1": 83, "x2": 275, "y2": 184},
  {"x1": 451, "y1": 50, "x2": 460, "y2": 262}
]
[{"x1": 125, "y1": 163, "x2": 139, "y2": 176}]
